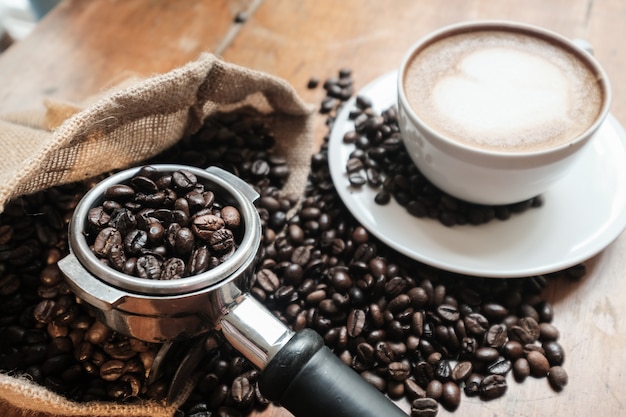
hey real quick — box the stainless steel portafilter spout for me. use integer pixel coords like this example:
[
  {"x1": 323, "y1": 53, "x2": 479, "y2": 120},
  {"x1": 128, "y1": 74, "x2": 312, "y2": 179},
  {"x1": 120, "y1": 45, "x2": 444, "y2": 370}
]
[{"x1": 58, "y1": 164, "x2": 407, "y2": 417}]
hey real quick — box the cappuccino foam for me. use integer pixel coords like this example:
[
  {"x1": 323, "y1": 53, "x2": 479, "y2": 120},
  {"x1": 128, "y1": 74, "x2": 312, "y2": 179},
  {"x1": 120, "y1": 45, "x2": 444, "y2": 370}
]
[{"x1": 403, "y1": 30, "x2": 604, "y2": 152}]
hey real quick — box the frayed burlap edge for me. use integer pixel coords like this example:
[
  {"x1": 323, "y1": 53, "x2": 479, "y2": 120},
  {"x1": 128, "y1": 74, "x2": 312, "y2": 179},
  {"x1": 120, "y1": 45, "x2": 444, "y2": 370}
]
[
  {"x1": 0, "y1": 52, "x2": 315, "y2": 213},
  {"x1": 0, "y1": 373, "x2": 189, "y2": 417}
]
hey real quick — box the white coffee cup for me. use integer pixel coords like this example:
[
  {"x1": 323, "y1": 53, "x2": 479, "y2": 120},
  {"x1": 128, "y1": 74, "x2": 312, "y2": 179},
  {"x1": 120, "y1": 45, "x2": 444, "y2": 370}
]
[{"x1": 397, "y1": 20, "x2": 611, "y2": 205}]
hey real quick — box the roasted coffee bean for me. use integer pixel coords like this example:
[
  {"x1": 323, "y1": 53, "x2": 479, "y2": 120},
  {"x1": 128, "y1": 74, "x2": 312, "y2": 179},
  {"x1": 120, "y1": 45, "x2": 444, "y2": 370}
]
[
  {"x1": 33, "y1": 299, "x2": 56, "y2": 324},
  {"x1": 93, "y1": 227, "x2": 122, "y2": 257},
  {"x1": 84, "y1": 321, "x2": 111, "y2": 345},
  {"x1": 388, "y1": 361, "x2": 411, "y2": 381},
  {"x1": 451, "y1": 361, "x2": 473, "y2": 382},
  {"x1": 411, "y1": 310, "x2": 424, "y2": 336},
  {"x1": 386, "y1": 380, "x2": 405, "y2": 399},
  {"x1": 146, "y1": 222, "x2": 165, "y2": 244},
  {"x1": 474, "y1": 347, "x2": 500, "y2": 362},
  {"x1": 192, "y1": 214, "x2": 225, "y2": 240},
  {"x1": 388, "y1": 294, "x2": 411, "y2": 314},
  {"x1": 440, "y1": 381, "x2": 461, "y2": 410},
  {"x1": 407, "y1": 287, "x2": 428, "y2": 308},
  {"x1": 485, "y1": 324, "x2": 508, "y2": 348},
  {"x1": 87, "y1": 207, "x2": 111, "y2": 229},
  {"x1": 481, "y1": 303, "x2": 509, "y2": 322},
  {"x1": 539, "y1": 322, "x2": 560, "y2": 341},
  {"x1": 347, "y1": 309, "x2": 366, "y2": 337},
  {"x1": 404, "y1": 378, "x2": 426, "y2": 400},
  {"x1": 99, "y1": 359, "x2": 125, "y2": 381},
  {"x1": 502, "y1": 340, "x2": 524, "y2": 360},
  {"x1": 107, "y1": 244, "x2": 127, "y2": 271},
  {"x1": 487, "y1": 357, "x2": 512, "y2": 375},
  {"x1": 331, "y1": 268, "x2": 353, "y2": 291},
  {"x1": 172, "y1": 226, "x2": 194, "y2": 255},
  {"x1": 135, "y1": 255, "x2": 162, "y2": 280},
  {"x1": 186, "y1": 191, "x2": 208, "y2": 212},
  {"x1": 479, "y1": 374, "x2": 508, "y2": 400},
  {"x1": 291, "y1": 245, "x2": 312, "y2": 266},
  {"x1": 135, "y1": 192, "x2": 167, "y2": 208},
  {"x1": 171, "y1": 169, "x2": 197, "y2": 190},
  {"x1": 221, "y1": 206, "x2": 241, "y2": 228},
  {"x1": 411, "y1": 397, "x2": 439, "y2": 417},
  {"x1": 463, "y1": 373, "x2": 483, "y2": 397},
  {"x1": 375, "y1": 341, "x2": 396, "y2": 363},
  {"x1": 464, "y1": 313, "x2": 489, "y2": 335},
  {"x1": 188, "y1": 247, "x2": 210, "y2": 275},
  {"x1": 542, "y1": 340, "x2": 565, "y2": 366},
  {"x1": 160, "y1": 258, "x2": 185, "y2": 280},
  {"x1": 365, "y1": 303, "x2": 382, "y2": 329},
  {"x1": 231, "y1": 376, "x2": 254, "y2": 405},
  {"x1": 210, "y1": 228, "x2": 235, "y2": 252},
  {"x1": 513, "y1": 358, "x2": 531, "y2": 381},
  {"x1": 105, "y1": 184, "x2": 135, "y2": 200},
  {"x1": 256, "y1": 269, "x2": 280, "y2": 293},
  {"x1": 109, "y1": 208, "x2": 137, "y2": 236},
  {"x1": 508, "y1": 325, "x2": 535, "y2": 344},
  {"x1": 124, "y1": 229, "x2": 148, "y2": 255},
  {"x1": 547, "y1": 366, "x2": 568, "y2": 391},
  {"x1": 130, "y1": 175, "x2": 159, "y2": 194},
  {"x1": 436, "y1": 304, "x2": 460, "y2": 322},
  {"x1": 413, "y1": 361, "x2": 435, "y2": 388},
  {"x1": 361, "y1": 370, "x2": 386, "y2": 392},
  {"x1": 518, "y1": 316, "x2": 540, "y2": 341},
  {"x1": 426, "y1": 379, "x2": 443, "y2": 400},
  {"x1": 433, "y1": 359, "x2": 452, "y2": 381},
  {"x1": 103, "y1": 340, "x2": 136, "y2": 361},
  {"x1": 356, "y1": 342, "x2": 375, "y2": 364},
  {"x1": 526, "y1": 351, "x2": 550, "y2": 377}
]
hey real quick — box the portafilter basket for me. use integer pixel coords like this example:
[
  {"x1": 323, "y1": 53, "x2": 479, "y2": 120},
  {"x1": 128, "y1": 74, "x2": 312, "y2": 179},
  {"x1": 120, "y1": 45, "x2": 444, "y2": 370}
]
[{"x1": 58, "y1": 164, "x2": 406, "y2": 417}]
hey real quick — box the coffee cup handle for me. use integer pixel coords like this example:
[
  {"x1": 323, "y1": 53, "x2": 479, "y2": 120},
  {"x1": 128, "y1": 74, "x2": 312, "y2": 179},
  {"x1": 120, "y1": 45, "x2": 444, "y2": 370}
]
[{"x1": 258, "y1": 328, "x2": 407, "y2": 417}]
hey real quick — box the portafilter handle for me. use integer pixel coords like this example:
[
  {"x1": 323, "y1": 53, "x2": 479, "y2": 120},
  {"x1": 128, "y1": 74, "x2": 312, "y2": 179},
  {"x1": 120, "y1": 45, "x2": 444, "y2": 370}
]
[{"x1": 221, "y1": 294, "x2": 408, "y2": 417}]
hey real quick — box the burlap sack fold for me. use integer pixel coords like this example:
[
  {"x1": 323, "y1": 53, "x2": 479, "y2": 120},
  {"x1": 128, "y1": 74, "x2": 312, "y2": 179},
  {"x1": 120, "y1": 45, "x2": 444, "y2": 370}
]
[
  {"x1": 0, "y1": 52, "x2": 315, "y2": 213},
  {"x1": 0, "y1": 53, "x2": 315, "y2": 416}
]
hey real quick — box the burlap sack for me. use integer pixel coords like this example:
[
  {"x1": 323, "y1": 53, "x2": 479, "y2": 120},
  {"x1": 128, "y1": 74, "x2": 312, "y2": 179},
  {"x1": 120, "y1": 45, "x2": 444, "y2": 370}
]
[{"x1": 0, "y1": 53, "x2": 315, "y2": 416}]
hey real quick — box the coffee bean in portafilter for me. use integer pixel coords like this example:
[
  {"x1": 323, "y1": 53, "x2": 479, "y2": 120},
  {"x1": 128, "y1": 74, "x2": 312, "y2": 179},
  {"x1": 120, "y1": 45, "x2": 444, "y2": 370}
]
[
  {"x1": 0, "y1": 71, "x2": 575, "y2": 417},
  {"x1": 85, "y1": 166, "x2": 243, "y2": 280}
]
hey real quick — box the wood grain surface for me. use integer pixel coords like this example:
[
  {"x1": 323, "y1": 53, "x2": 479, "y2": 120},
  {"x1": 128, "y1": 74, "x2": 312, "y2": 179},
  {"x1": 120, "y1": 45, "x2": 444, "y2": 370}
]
[{"x1": 0, "y1": 1, "x2": 625, "y2": 417}]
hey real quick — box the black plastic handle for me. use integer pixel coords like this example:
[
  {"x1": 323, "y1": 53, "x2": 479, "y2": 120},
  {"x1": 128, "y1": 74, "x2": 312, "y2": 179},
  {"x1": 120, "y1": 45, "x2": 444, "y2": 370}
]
[{"x1": 259, "y1": 328, "x2": 407, "y2": 417}]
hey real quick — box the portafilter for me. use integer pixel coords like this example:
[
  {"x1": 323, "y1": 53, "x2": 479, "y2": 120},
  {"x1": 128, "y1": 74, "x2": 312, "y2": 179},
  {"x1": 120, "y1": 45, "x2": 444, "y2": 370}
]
[{"x1": 58, "y1": 164, "x2": 406, "y2": 417}]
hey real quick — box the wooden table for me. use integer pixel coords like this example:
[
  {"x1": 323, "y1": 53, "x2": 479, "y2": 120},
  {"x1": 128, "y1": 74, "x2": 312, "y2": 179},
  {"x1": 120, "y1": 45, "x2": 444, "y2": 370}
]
[{"x1": 1, "y1": 1, "x2": 625, "y2": 416}]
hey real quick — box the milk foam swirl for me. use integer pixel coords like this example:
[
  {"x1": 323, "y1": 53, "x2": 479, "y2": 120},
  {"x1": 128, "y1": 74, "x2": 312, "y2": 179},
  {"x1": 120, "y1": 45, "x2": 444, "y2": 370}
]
[{"x1": 403, "y1": 31, "x2": 603, "y2": 152}]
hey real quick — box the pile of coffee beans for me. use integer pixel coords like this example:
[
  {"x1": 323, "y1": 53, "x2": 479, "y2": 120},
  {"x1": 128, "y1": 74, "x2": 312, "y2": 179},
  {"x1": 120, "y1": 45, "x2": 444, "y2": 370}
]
[
  {"x1": 86, "y1": 166, "x2": 243, "y2": 280},
  {"x1": 340, "y1": 97, "x2": 542, "y2": 227},
  {"x1": 0, "y1": 69, "x2": 577, "y2": 417},
  {"x1": 0, "y1": 112, "x2": 294, "y2": 415}
]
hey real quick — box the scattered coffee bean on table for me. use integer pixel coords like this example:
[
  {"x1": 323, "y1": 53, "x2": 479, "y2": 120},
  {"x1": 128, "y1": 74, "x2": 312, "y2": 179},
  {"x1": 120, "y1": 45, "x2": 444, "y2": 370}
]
[
  {"x1": 0, "y1": 70, "x2": 576, "y2": 417},
  {"x1": 340, "y1": 98, "x2": 543, "y2": 227}
]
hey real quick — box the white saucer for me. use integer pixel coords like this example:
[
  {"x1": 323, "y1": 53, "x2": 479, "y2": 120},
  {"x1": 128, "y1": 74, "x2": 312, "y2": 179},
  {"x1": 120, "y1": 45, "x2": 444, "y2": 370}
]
[{"x1": 328, "y1": 71, "x2": 626, "y2": 278}]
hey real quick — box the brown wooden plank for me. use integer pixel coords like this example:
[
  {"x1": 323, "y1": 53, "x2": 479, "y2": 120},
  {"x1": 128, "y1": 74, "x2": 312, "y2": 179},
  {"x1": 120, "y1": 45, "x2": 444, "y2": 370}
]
[{"x1": 0, "y1": 0, "x2": 255, "y2": 114}]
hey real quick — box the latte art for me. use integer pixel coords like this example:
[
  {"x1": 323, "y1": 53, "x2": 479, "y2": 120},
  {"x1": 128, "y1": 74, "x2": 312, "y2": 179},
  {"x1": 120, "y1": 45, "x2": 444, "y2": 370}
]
[{"x1": 403, "y1": 31, "x2": 604, "y2": 152}]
